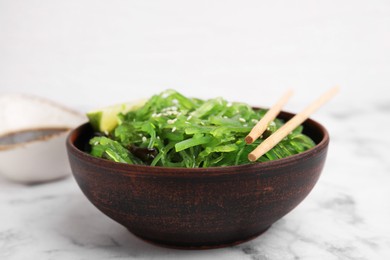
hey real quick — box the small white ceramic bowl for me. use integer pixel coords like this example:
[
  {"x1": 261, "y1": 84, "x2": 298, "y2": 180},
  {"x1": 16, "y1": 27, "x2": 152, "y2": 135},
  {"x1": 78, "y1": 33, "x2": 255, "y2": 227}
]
[{"x1": 0, "y1": 94, "x2": 85, "y2": 184}]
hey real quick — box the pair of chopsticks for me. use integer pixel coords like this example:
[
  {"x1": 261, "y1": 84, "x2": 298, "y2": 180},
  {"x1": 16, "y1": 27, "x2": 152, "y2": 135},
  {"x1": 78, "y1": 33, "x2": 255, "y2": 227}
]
[{"x1": 246, "y1": 86, "x2": 339, "y2": 162}]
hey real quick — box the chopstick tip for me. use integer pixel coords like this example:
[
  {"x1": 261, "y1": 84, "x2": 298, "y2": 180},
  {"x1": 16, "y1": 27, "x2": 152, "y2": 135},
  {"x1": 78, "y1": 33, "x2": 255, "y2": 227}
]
[
  {"x1": 330, "y1": 85, "x2": 341, "y2": 94},
  {"x1": 245, "y1": 136, "x2": 254, "y2": 144},
  {"x1": 286, "y1": 88, "x2": 294, "y2": 95},
  {"x1": 248, "y1": 153, "x2": 257, "y2": 162}
]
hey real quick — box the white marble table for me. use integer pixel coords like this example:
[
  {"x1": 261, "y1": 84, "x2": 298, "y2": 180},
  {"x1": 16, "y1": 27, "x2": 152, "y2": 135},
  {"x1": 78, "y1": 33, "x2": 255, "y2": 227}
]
[
  {"x1": 1, "y1": 0, "x2": 390, "y2": 259},
  {"x1": 1, "y1": 99, "x2": 390, "y2": 260}
]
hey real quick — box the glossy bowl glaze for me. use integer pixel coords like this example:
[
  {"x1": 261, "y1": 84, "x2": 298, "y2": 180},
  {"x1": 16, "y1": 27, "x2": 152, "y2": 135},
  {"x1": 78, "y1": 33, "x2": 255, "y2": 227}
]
[{"x1": 66, "y1": 110, "x2": 329, "y2": 249}]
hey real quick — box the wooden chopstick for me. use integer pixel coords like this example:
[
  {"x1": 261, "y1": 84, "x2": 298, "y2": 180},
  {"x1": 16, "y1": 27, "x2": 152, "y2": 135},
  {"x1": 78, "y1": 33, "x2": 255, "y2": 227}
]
[
  {"x1": 245, "y1": 89, "x2": 293, "y2": 144},
  {"x1": 248, "y1": 86, "x2": 340, "y2": 162}
]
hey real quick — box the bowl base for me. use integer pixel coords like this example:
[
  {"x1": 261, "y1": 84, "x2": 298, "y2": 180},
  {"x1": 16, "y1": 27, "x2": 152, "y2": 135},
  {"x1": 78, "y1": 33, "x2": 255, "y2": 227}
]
[{"x1": 130, "y1": 226, "x2": 271, "y2": 250}]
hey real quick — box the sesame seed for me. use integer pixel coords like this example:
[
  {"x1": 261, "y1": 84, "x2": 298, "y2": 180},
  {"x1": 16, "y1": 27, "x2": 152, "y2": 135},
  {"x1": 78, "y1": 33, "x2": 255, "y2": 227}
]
[
  {"x1": 167, "y1": 118, "x2": 177, "y2": 124},
  {"x1": 239, "y1": 118, "x2": 246, "y2": 123},
  {"x1": 172, "y1": 127, "x2": 177, "y2": 132},
  {"x1": 223, "y1": 116, "x2": 228, "y2": 119},
  {"x1": 142, "y1": 136, "x2": 147, "y2": 142},
  {"x1": 163, "y1": 106, "x2": 178, "y2": 112},
  {"x1": 251, "y1": 119, "x2": 259, "y2": 123},
  {"x1": 187, "y1": 115, "x2": 192, "y2": 120},
  {"x1": 172, "y1": 99, "x2": 179, "y2": 104}
]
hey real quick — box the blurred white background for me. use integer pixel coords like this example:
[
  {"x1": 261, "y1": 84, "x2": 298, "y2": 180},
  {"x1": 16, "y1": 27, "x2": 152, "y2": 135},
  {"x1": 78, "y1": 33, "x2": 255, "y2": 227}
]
[{"x1": 0, "y1": 0, "x2": 389, "y2": 112}]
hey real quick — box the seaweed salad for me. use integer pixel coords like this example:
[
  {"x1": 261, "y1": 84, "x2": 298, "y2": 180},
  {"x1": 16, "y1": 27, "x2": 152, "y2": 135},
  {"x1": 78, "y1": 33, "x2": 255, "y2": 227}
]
[{"x1": 87, "y1": 89, "x2": 315, "y2": 167}]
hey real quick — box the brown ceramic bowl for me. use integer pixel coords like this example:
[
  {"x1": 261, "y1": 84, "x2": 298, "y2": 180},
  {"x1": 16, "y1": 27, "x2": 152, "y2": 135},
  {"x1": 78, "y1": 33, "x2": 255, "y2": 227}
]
[{"x1": 66, "y1": 110, "x2": 329, "y2": 249}]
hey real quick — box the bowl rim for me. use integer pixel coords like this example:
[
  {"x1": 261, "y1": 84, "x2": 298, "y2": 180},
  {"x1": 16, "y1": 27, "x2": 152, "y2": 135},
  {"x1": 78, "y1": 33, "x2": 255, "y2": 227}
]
[
  {"x1": 0, "y1": 93, "x2": 84, "y2": 151},
  {"x1": 0, "y1": 127, "x2": 71, "y2": 151},
  {"x1": 67, "y1": 110, "x2": 329, "y2": 177}
]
